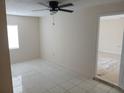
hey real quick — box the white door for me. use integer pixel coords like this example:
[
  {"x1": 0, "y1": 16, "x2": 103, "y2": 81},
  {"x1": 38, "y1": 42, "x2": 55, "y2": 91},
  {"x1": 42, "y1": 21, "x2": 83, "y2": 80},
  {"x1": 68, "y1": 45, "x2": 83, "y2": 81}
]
[{"x1": 119, "y1": 32, "x2": 124, "y2": 89}]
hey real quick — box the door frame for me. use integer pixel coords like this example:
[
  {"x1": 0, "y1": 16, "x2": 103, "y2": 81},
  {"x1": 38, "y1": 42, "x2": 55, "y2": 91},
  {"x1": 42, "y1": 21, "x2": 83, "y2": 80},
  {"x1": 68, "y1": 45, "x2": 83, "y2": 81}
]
[
  {"x1": 119, "y1": 31, "x2": 124, "y2": 89},
  {"x1": 95, "y1": 12, "x2": 124, "y2": 88}
]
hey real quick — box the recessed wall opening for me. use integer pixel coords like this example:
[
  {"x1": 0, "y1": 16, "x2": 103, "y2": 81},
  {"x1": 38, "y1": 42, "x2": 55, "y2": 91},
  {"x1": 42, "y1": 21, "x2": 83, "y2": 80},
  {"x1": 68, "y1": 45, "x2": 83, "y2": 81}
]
[{"x1": 96, "y1": 14, "x2": 124, "y2": 85}]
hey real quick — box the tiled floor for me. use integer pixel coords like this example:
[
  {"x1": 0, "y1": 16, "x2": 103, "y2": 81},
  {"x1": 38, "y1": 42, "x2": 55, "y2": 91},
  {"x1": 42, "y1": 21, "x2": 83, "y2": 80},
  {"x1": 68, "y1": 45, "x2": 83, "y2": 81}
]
[
  {"x1": 11, "y1": 59, "x2": 122, "y2": 93},
  {"x1": 97, "y1": 52, "x2": 121, "y2": 84}
]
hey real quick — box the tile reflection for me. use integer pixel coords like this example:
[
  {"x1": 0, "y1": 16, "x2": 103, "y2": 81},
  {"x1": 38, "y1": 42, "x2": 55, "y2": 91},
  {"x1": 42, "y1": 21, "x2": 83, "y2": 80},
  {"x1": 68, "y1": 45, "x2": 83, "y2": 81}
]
[{"x1": 13, "y1": 76, "x2": 23, "y2": 93}]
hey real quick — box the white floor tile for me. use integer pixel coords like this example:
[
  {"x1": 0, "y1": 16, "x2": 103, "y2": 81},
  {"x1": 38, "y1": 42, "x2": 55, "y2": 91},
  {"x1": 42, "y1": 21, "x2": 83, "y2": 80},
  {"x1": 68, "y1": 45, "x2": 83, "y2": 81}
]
[
  {"x1": 68, "y1": 87, "x2": 87, "y2": 93},
  {"x1": 59, "y1": 80, "x2": 76, "y2": 90},
  {"x1": 109, "y1": 88, "x2": 123, "y2": 93},
  {"x1": 11, "y1": 59, "x2": 122, "y2": 93},
  {"x1": 48, "y1": 86, "x2": 67, "y2": 93}
]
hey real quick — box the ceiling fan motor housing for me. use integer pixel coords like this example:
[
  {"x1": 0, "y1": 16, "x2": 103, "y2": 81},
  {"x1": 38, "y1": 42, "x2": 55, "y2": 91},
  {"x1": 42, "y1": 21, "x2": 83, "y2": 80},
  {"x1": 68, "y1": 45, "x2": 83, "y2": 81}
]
[
  {"x1": 34, "y1": 0, "x2": 74, "y2": 14},
  {"x1": 49, "y1": 1, "x2": 59, "y2": 12}
]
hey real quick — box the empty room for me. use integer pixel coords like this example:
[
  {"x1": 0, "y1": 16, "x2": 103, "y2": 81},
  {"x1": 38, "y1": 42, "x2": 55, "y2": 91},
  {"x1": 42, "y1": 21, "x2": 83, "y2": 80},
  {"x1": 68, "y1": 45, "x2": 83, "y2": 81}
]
[{"x1": 1, "y1": 0, "x2": 124, "y2": 93}]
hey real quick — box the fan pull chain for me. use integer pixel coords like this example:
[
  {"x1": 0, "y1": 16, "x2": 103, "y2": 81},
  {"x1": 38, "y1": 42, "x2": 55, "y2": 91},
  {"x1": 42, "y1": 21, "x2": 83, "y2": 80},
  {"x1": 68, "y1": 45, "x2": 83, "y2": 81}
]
[{"x1": 52, "y1": 15, "x2": 55, "y2": 26}]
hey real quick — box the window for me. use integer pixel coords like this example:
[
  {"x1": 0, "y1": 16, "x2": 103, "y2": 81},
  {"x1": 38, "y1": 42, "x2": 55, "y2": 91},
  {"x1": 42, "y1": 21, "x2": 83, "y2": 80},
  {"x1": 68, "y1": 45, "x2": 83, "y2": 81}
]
[{"x1": 7, "y1": 25, "x2": 19, "y2": 49}]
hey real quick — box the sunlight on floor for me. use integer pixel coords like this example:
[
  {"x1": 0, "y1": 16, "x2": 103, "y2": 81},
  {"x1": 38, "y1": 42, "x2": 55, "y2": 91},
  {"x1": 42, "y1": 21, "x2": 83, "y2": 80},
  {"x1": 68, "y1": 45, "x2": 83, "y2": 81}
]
[{"x1": 97, "y1": 52, "x2": 120, "y2": 85}]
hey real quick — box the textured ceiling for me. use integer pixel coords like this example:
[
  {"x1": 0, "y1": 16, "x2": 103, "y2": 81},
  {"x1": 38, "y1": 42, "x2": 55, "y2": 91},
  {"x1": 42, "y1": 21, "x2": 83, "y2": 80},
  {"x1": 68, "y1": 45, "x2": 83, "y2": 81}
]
[{"x1": 5, "y1": 0, "x2": 123, "y2": 17}]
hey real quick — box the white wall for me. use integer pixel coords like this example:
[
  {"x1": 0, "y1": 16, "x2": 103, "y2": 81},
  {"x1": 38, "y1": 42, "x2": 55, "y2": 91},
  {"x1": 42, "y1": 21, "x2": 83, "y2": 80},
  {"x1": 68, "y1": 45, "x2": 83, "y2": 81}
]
[
  {"x1": 40, "y1": 1, "x2": 124, "y2": 78},
  {"x1": 40, "y1": 8, "x2": 98, "y2": 78},
  {"x1": 98, "y1": 18, "x2": 124, "y2": 55},
  {"x1": 7, "y1": 15, "x2": 40, "y2": 64}
]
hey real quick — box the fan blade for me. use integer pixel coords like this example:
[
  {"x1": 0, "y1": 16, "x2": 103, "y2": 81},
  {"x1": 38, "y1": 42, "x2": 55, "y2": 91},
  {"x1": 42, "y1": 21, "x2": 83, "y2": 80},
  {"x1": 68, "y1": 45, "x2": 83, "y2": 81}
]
[
  {"x1": 32, "y1": 9, "x2": 49, "y2": 12},
  {"x1": 38, "y1": 2, "x2": 49, "y2": 8},
  {"x1": 58, "y1": 9, "x2": 74, "y2": 13},
  {"x1": 59, "y1": 3, "x2": 73, "y2": 8}
]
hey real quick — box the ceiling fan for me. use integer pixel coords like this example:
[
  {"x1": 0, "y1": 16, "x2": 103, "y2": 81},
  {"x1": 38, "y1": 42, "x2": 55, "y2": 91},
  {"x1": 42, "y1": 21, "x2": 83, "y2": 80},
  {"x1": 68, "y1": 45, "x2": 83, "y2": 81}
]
[{"x1": 33, "y1": 0, "x2": 74, "y2": 15}]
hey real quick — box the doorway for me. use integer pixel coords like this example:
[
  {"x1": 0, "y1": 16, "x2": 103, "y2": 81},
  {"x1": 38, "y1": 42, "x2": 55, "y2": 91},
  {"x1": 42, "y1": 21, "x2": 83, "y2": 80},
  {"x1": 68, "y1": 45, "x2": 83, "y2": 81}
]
[{"x1": 96, "y1": 14, "x2": 124, "y2": 85}]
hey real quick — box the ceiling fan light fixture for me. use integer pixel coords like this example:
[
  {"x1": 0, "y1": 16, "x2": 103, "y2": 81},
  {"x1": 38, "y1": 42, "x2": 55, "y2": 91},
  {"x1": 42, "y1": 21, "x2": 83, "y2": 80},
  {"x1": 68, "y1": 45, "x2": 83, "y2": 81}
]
[{"x1": 50, "y1": 11, "x2": 58, "y2": 15}]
